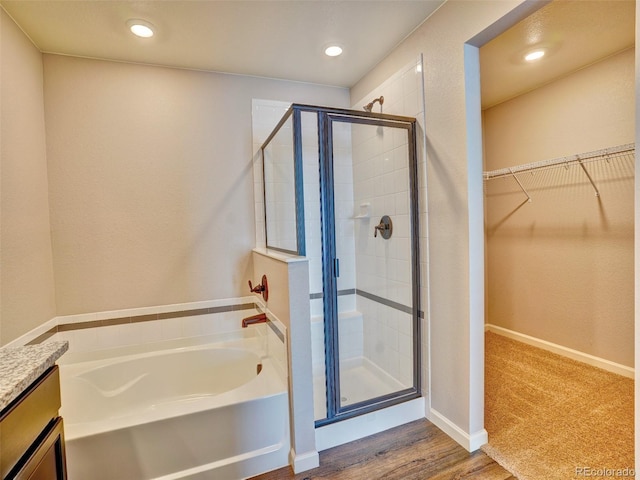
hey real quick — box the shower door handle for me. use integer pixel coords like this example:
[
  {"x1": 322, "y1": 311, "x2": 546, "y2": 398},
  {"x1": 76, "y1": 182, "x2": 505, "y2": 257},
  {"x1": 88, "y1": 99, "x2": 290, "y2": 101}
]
[{"x1": 334, "y1": 258, "x2": 340, "y2": 278}]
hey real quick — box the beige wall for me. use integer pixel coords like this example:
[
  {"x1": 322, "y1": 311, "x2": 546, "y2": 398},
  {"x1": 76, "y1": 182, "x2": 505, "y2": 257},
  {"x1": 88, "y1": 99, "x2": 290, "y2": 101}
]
[
  {"x1": 1, "y1": 29, "x2": 348, "y2": 341},
  {"x1": 1, "y1": 10, "x2": 57, "y2": 345},
  {"x1": 43, "y1": 54, "x2": 349, "y2": 316},
  {"x1": 484, "y1": 48, "x2": 635, "y2": 367},
  {"x1": 484, "y1": 48, "x2": 635, "y2": 168},
  {"x1": 351, "y1": 0, "x2": 545, "y2": 448}
]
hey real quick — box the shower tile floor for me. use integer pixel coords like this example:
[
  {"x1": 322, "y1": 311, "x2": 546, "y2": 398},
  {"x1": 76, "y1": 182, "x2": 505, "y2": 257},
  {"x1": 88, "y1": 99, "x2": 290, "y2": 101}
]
[{"x1": 313, "y1": 357, "x2": 407, "y2": 420}]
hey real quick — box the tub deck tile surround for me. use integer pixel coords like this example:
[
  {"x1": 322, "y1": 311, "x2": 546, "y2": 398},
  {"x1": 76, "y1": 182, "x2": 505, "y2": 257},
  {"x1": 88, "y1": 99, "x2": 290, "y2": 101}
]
[
  {"x1": 26, "y1": 302, "x2": 258, "y2": 345},
  {"x1": 0, "y1": 341, "x2": 68, "y2": 410}
]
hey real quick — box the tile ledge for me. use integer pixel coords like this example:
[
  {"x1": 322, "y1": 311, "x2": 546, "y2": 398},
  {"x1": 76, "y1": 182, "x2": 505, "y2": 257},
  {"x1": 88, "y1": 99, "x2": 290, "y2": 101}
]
[{"x1": 252, "y1": 247, "x2": 308, "y2": 264}]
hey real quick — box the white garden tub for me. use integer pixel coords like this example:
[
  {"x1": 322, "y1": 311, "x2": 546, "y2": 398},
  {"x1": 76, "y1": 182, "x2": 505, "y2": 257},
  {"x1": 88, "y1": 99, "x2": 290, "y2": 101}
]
[{"x1": 59, "y1": 336, "x2": 289, "y2": 480}]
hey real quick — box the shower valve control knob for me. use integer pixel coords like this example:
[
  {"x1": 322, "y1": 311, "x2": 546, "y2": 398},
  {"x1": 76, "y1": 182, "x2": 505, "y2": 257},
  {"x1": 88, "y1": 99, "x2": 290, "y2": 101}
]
[{"x1": 374, "y1": 215, "x2": 393, "y2": 239}]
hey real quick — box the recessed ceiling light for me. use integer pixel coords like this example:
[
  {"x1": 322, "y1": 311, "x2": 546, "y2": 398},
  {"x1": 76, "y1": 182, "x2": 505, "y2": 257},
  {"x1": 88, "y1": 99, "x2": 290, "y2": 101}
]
[
  {"x1": 127, "y1": 19, "x2": 155, "y2": 38},
  {"x1": 524, "y1": 49, "x2": 545, "y2": 62},
  {"x1": 324, "y1": 45, "x2": 343, "y2": 57}
]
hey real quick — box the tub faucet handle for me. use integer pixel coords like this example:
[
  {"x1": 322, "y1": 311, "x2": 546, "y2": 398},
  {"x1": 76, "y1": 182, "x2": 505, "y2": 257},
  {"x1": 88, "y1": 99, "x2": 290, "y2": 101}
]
[{"x1": 248, "y1": 275, "x2": 269, "y2": 301}]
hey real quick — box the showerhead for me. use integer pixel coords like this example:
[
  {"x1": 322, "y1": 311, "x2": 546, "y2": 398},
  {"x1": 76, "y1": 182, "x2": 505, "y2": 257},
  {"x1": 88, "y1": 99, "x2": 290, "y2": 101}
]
[{"x1": 363, "y1": 96, "x2": 384, "y2": 112}]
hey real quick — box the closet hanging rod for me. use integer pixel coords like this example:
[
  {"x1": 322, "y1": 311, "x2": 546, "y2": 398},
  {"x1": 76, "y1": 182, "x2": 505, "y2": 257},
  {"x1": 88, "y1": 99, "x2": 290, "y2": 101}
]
[{"x1": 483, "y1": 143, "x2": 635, "y2": 180}]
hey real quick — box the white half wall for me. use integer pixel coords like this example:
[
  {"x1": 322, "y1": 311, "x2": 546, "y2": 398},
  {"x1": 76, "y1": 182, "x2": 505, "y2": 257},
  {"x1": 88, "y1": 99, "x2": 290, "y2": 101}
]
[{"x1": 252, "y1": 249, "x2": 318, "y2": 473}]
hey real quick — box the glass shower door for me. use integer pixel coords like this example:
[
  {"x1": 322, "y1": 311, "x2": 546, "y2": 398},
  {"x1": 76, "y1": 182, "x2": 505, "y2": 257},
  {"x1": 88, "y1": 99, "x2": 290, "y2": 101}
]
[
  {"x1": 319, "y1": 111, "x2": 419, "y2": 423},
  {"x1": 337, "y1": 120, "x2": 416, "y2": 411}
]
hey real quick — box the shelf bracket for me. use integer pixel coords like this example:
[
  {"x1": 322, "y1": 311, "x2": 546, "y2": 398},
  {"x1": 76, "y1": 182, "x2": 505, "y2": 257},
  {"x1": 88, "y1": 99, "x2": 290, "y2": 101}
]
[
  {"x1": 509, "y1": 168, "x2": 531, "y2": 203},
  {"x1": 577, "y1": 159, "x2": 600, "y2": 197}
]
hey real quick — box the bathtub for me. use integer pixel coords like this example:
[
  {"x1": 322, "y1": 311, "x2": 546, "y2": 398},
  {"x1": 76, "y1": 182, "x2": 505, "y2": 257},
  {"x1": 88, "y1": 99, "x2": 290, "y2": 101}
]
[{"x1": 59, "y1": 335, "x2": 289, "y2": 480}]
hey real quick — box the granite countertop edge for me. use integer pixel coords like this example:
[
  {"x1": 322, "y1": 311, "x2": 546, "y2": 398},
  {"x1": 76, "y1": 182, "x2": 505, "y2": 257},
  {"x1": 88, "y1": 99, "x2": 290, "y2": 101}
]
[{"x1": 0, "y1": 341, "x2": 69, "y2": 412}]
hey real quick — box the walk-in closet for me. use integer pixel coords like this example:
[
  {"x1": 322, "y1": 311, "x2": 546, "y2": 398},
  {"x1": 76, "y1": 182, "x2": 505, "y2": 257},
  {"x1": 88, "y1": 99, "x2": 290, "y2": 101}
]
[{"x1": 480, "y1": 1, "x2": 635, "y2": 477}]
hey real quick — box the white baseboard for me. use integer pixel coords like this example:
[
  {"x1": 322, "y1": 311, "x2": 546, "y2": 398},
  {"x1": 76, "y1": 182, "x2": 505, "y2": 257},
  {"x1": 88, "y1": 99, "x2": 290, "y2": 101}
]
[
  {"x1": 289, "y1": 448, "x2": 319, "y2": 473},
  {"x1": 427, "y1": 408, "x2": 487, "y2": 452},
  {"x1": 485, "y1": 324, "x2": 634, "y2": 379}
]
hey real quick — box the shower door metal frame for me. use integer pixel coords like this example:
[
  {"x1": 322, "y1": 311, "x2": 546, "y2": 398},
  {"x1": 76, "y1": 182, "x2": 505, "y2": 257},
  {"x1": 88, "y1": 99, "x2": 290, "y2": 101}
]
[{"x1": 302, "y1": 104, "x2": 422, "y2": 427}]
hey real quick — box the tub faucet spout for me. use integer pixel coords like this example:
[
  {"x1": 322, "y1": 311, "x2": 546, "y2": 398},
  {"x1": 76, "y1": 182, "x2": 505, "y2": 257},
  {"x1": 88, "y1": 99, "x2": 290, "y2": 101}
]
[{"x1": 242, "y1": 313, "x2": 268, "y2": 328}]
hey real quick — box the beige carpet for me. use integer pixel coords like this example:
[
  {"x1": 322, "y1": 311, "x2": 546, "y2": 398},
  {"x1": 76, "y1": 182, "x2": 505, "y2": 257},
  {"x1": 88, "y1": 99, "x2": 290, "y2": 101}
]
[{"x1": 483, "y1": 331, "x2": 634, "y2": 480}]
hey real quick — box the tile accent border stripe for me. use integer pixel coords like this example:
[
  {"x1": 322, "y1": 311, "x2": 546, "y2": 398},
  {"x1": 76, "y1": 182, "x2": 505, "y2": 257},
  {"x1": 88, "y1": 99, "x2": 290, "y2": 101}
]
[
  {"x1": 254, "y1": 305, "x2": 286, "y2": 343},
  {"x1": 26, "y1": 303, "x2": 258, "y2": 345},
  {"x1": 267, "y1": 320, "x2": 285, "y2": 342},
  {"x1": 355, "y1": 289, "x2": 424, "y2": 319},
  {"x1": 26, "y1": 330, "x2": 57, "y2": 346},
  {"x1": 309, "y1": 288, "x2": 356, "y2": 300},
  {"x1": 309, "y1": 288, "x2": 424, "y2": 318}
]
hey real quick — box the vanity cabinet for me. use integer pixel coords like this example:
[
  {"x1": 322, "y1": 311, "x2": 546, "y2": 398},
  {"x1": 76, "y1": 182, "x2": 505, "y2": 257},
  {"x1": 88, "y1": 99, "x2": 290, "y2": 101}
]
[{"x1": 0, "y1": 366, "x2": 67, "y2": 480}]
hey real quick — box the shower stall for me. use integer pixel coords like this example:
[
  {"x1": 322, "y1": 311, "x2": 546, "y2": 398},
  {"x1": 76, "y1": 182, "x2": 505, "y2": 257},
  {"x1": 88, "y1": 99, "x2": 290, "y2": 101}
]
[{"x1": 260, "y1": 104, "x2": 420, "y2": 425}]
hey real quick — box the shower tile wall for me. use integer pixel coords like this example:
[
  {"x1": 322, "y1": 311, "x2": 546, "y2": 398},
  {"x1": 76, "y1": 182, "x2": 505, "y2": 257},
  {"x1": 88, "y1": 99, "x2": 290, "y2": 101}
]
[
  {"x1": 301, "y1": 113, "x2": 356, "y2": 318},
  {"x1": 351, "y1": 123, "x2": 413, "y2": 388},
  {"x1": 300, "y1": 112, "x2": 322, "y2": 316},
  {"x1": 305, "y1": 115, "x2": 361, "y2": 381},
  {"x1": 332, "y1": 120, "x2": 357, "y2": 308},
  {"x1": 350, "y1": 58, "x2": 426, "y2": 391},
  {"x1": 352, "y1": 125, "x2": 411, "y2": 305}
]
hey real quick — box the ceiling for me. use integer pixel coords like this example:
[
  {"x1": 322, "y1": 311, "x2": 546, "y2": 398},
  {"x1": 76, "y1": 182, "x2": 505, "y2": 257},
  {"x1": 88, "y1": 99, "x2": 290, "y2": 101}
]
[
  {"x1": 480, "y1": 0, "x2": 635, "y2": 109},
  {"x1": 1, "y1": 0, "x2": 635, "y2": 104},
  {"x1": 0, "y1": 0, "x2": 444, "y2": 88}
]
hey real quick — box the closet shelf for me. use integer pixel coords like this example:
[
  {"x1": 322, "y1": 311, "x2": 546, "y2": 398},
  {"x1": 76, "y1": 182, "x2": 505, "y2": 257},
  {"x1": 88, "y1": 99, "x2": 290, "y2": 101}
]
[
  {"x1": 483, "y1": 143, "x2": 635, "y2": 201},
  {"x1": 484, "y1": 143, "x2": 634, "y2": 180}
]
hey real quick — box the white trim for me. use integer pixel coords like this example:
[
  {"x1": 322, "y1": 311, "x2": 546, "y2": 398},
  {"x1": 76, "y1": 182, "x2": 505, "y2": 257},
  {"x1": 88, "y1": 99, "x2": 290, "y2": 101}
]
[
  {"x1": 315, "y1": 397, "x2": 425, "y2": 452},
  {"x1": 252, "y1": 247, "x2": 308, "y2": 264},
  {"x1": 485, "y1": 324, "x2": 634, "y2": 379},
  {"x1": 463, "y1": 42, "x2": 487, "y2": 444},
  {"x1": 288, "y1": 448, "x2": 319, "y2": 474},
  {"x1": 427, "y1": 407, "x2": 488, "y2": 452}
]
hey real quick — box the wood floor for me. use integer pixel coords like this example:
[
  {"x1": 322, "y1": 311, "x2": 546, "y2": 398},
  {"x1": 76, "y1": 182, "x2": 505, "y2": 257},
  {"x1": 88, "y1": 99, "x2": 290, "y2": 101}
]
[{"x1": 250, "y1": 419, "x2": 516, "y2": 480}]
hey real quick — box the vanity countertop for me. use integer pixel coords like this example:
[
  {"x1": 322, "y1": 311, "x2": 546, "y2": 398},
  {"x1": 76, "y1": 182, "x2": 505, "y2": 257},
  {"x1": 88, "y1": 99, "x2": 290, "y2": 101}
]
[{"x1": 0, "y1": 341, "x2": 68, "y2": 412}]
